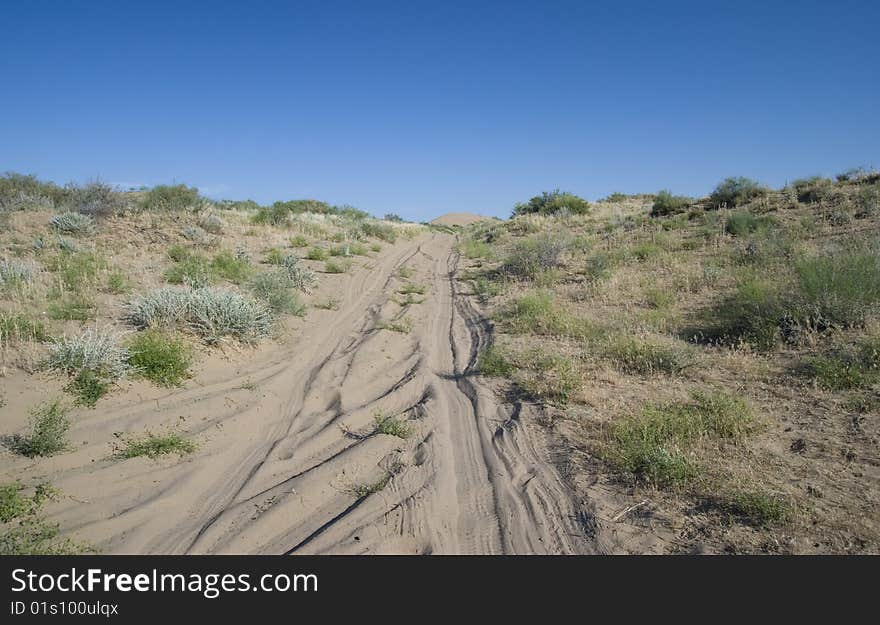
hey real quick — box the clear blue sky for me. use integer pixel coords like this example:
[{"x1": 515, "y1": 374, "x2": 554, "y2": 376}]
[{"x1": 2, "y1": 1, "x2": 878, "y2": 220}]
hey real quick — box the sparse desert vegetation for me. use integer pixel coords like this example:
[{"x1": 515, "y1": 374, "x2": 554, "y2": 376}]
[{"x1": 462, "y1": 174, "x2": 880, "y2": 553}]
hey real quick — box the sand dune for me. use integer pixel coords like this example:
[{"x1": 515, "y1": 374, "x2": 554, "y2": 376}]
[
  {"x1": 430, "y1": 213, "x2": 494, "y2": 227},
  {"x1": 15, "y1": 233, "x2": 596, "y2": 554}
]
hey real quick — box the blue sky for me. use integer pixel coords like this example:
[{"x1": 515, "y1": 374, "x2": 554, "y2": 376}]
[{"x1": 2, "y1": 1, "x2": 878, "y2": 220}]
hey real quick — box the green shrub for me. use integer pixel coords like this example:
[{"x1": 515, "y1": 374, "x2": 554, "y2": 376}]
[
  {"x1": 65, "y1": 369, "x2": 111, "y2": 407},
  {"x1": 128, "y1": 330, "x2": 192, "y2": 387},
  {"x1": 60, "y1": 181, "x2": 130, "y2": 217},
  {"x1": 165, "y1": 253, "x2": 213, "y2": 287},
  {"x1": 790, "y1": 176, "x2": 833, "y2": 203},
  {"x1": 47, "y1": 295, "x2": 95, "y2": 321},
  {"x1": 796, "y1": 248, "x2": 880, "y2": 328},
  {"x1": 513, "y1": 190, "x2": 590, "y2": 215},
  {"x1": 11, "y1": 401, "x2": 70, "y2": 457},
  {"x1": 374, "y1": 412, "x2": 411, "y2": 438},
  {"x1": 501, "y1": 232, "x2": 570, "y2": 279},
  {"x1": 606, "y1": 391, "x2": 754, "y2": 486},
  {"x1": 725, "y1": 490, "x2": 794, "y2": 526},
  {"x1": 725, "y1": 210, "x2": 768, "y2": 236},
  {"x1": 602, "y1": 336, "x2": 692, "y2": 375},
  {"x1": 264, "y1": 248, "x2": 285, "y2": 264},
  {"x1": 0, "y1": 481, "x2": 84, "y2": 554},
  {"x1": 306, "y1": 247, "x2": 328, "y2": 261},
  {"x1": 462, "y1": 238, "x2": 493, "y2": 259},
  {"x1": 141, "y1": 184, "x2": 202, "y2": 212},
  {"x1": 325, "y1": 258, "x2": 351, "y2": 273},
  {"x1": 697, "y1": 278, "x2": 784, "y2": 350},
  {"x1": 116, "y1": 431, "x2": 196, "y2": 459},
  {"x1": 651, "y1": 190, "x2": 693, "y2": 216},
  {"x1": 502, "y1": 291, "x2": 598, "y2": 341},
  {"x1": 210, "y1": 250, "x2": 252, "y2": 284},
  {"x1": 48, "y1": 251, "x2": 105, "y2": 291},
  {"x1": 249, "y1": 272, "x2": 306, "y2": 315},
  {"x1": 709, "y1": 177, "x2": 769, "y2": 208},
  {"x1": 360, "y1": 221, "x2": 397, "y2": 242},
  {"x1": 479, "y1": 345, "x2": 515, "y2": 376},
  {"x1": 105, "y1": 270, "x2": 132, "y2": 294},
  {"x1": 290, "y1": 235, "x2": 309, "y2": 247},
  {"x1": 0, "y1": 312, "x2": 48, "y2": 343}
]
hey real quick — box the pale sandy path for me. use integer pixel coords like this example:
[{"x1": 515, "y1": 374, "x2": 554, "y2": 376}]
[{"x1": 34, "y1": 233, "x2": 598, "y2": 554}]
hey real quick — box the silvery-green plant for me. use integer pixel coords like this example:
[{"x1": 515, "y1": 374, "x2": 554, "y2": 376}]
[
  {"x1": 181, "y1": 225, "x2": 208, "y2": 243},
  {"x1": 50, "y1": 211, "x2": 95, "y2": 235},
  {"x1": 197, "y1": 213, "x2": 224, "y2": 234},
  {"x1": 0, "y1": 257, "x2": 39, "y2": 286},
  {"x1": 56, "y1": 236, "x2": 79, "y2": 253},
  {"x1": 45, "y1": 327, "x2": 131, "y2": 379},
  {"x1": 127, "y1": 287, "x2": 273, "y2": 344},
  {"x1": 279, "y1": 254, "x2": 316, "y2": 292}
]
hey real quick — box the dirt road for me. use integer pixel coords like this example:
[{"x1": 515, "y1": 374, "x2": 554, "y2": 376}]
[{"x1": 42, "y1": 233, "x2": 597, "y2": 554}]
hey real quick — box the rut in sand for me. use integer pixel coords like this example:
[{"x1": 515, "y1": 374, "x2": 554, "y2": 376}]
[{"x1": 44, "y1": 233, "x2": 603, "y2": 554}]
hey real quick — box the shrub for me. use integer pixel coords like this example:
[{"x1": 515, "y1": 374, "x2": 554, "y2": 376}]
[
  {"x1": 501, "y1": 232, "x2": 570, "y2": 279},
  {"x1": 45, "y1": 327, "x2": 130, "y2": 380},
  {"x1": 128, "y1": 330, "x2": 192, "y2": 387},
  {"x1": 210, "y1": 250, "x2": 252, "y2": 284},
  {"x1": 725, "y1": 210, "x2": 772, "y2": 236},
  {"x1": 278, "y1": 255, "x2": 316, "y2": 292},
  {"x1": 264, "y1": 248, "x2": 285, "y2": 264},
  {"x1": 584, "y1": 252, "x2": 617, "y2": 282},
  {"x1": 127, "y1": 287, "x2": 274, "y2": 344},
  {"x1": 0, "y1": 481, "x2": 84, "y2": 554},
  {"x1": 512, "y1": 349, "x2": 582, "y2": 404},
  {"x1": 502, "y1": 291, "x2": 598, "y2": 341},
  {"x1": 325, "y1": 258, "x2": 351, "y2": 273},
  {"x1": 513, "y1": 190, "x2": 590, "y2": 216},
  {"x1": 141, "y1": 184, "x2": 202, "y2": 212},
  {"x1": 48, "y1": 251, "x2": 105, "y2": 291},
  {"x1": 796, "y1": 248, "x2": 880, "y2": 328},
  {"x1": 0, "y1": 258, "x2": 39, "y2": 287},
  {"x1": 115, "y1": 431, "x2": 196, "y2": 459},
  {"x1": 11, "y1": 401, "x2": 70, "y2": 457},
  {"x1": 724, "y1": 490, "x2": 794, "y2": 526},
  {"x1": 290, "y1": 235, "x2": 309, "y2": 247},
  {"x1": 606, "y1": 391, "x2": 754, "y2": 486},
  {"x1": 602, "y1": 336, "x2": 693, "y2": 375},
  {"x1": 0, "y1": 173, "x2": 62, "y2": 211},
  {"x1": 181, "y1": 225, "x2": 208, "y2": 243},
  {"x1": 697, "y1": 278, "x2": 784, "y2": 351},
  {"x1": 399, "y1": 283, "x2": 426, "y2": 295},
  {"x1": 651, "y1": 190, "x2": 693, "y2": 216},
  {"x1": 709, "y1": 177, "x2": 769, "y2": 208},
  {"x1": 49, "y1": 212, "x2": 95, "y2": 235},
  {"x1": 360, "y1": 221, "x2": 397, "y2": 242},
  {"x1": 479, "y1": 345, "x2": 515, "y2": 376},
  {"x1": 47, "y1": 295, "x2": 95, "y2": 321},
  {"x1": 197, "y1": 213, "x2": 224, "y2": 233},
  {"x1": 164, "y1": 253, "x2": 213, "y2": 287},
  {"x1": 105, "y1": 270, "x2": 132, "y2": 294},
  {"x1": 790, "y1": 176, "x2": 833, "y2": 203},
  {"x1": 374, "y1": 412, "x2": 410, "y2": 438},
  {"x1": 249, "y1": 272, "x2": 306, "y2": 315},
  {"x1": 0, "y1": 312, "x2": 48, "y2": 343},
  {"x1": 63, "y1": 181, "x2": 130, "y2": 217},
  {"x1": 306, "y1": 247, "x2": 328, "y2": 261},
  {"x1": 65, "y1": 369, "x2": 111, "y2": 407}
]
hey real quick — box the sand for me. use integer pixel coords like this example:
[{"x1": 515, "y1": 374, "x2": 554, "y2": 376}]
[
  {"x1": 3, "y1": 233, "x2": 595, "y2": 554},
  {"x1": 430, "y1": 213, "x2": 495, "y2": 227}
]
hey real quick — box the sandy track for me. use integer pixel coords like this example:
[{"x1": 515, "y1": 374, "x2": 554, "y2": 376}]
[{"x1": 37, "y1": 234, "x2": 596, "y2": 554}]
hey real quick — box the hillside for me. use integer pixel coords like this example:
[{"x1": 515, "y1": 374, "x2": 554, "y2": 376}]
[{"x1": 457, "y1": 172, "x2": 880, "y2": 553}]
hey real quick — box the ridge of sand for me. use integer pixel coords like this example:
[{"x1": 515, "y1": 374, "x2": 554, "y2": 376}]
[
  {"x1": 20, "y1": 233, "x2": 607, "y2": 554},
  {"x1": 430, "y1": 212, "x2": 495, "y2": 227}
]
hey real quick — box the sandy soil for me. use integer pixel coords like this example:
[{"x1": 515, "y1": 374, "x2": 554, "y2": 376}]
[
  {"x1": 430, "y1": 213, "x2": 495, "y2": 227},
  {"x1": 3, "y1": 233, "x2": 599, "y2": 554}
]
